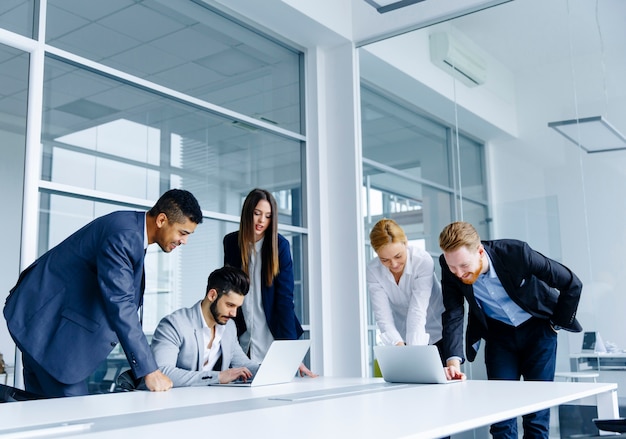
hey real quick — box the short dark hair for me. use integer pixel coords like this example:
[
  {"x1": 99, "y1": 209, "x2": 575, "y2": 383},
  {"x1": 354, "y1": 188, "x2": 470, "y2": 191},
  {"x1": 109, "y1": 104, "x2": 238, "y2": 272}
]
[
  {"x1": 148, "y1": 189, "x2": 203, "y2": 224},
  {"x1": 206, "y1": 266, "x2": 250, "y2": 299}
]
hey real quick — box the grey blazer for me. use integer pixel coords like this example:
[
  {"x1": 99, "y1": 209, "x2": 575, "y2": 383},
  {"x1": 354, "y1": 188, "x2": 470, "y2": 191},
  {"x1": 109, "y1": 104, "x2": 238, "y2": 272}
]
[{"x1": 151, "y1": 301, "x2": 259, "y2": 387}]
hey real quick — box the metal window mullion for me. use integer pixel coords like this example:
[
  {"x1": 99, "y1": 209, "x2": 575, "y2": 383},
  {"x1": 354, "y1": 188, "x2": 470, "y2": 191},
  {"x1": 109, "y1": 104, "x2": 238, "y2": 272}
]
[
  {"x1": 21, "y1": 0, "x2": 47, "y2": 271},
  {"x1": 43, "y1": 46, "x2": 306, "y2": 144}
]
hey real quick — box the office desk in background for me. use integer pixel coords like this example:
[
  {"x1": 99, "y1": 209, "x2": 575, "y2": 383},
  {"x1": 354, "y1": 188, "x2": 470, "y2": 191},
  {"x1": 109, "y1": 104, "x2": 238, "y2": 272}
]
[
  {"x1": 0, "y1": 378, "x2": 619, "y2": 439},
  {"x1": 571, "y1": 352, "x2": 626, "y2": 400},
  {"x1": 571, "y1": 352, "x2": 626, "y2": 371}
]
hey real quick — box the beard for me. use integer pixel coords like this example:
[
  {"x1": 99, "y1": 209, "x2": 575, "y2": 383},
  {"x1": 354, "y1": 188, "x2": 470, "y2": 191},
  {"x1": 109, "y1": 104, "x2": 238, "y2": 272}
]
[
  {"x1": 210, "y1": 300, "x2": 228, "y2": 325},
  {"x1": 460, "y1": 257, "x2": 483, "y2": 285}
]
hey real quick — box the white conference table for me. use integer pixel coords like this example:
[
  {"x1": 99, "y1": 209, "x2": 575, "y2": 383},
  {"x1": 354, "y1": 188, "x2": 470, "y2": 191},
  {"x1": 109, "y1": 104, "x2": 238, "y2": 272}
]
[{"x1": 0, "y1": 377, "x2": 619, "y2": 439}]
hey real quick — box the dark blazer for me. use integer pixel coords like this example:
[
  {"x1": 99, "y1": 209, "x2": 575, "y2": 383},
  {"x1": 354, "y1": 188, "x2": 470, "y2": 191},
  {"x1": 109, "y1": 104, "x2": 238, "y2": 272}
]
[
  {"x1": 223, "y1": 231, "x2": 303, "y2": 340},
  {"x1": 4, "y1": 211, "x2": 158, "y2": 385},
  {"x1": 440, "y1": 239, "x2": 582, "y2": 362}
]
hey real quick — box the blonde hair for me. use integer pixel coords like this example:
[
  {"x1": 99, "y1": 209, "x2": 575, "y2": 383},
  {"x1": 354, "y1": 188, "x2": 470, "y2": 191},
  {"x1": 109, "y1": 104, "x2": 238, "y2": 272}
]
[
  {"x1": 369, "y1": 219, "x2": 407, "y2": 252},
  {"x1": 439, "y1": 221, "x2": 481, "y2": 253}
]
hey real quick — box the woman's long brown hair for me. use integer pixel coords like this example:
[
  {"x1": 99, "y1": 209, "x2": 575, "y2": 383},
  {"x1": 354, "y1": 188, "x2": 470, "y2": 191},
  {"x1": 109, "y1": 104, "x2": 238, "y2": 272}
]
[{"x1": 238, "y1": 188, "x2": 279, "y2": 286}]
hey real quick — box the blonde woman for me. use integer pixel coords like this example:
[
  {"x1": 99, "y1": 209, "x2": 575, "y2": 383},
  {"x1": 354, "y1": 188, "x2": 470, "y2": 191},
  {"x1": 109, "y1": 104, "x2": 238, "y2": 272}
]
[{"x1": 367, "y1": 219, "x2": 445, "y2": 358}]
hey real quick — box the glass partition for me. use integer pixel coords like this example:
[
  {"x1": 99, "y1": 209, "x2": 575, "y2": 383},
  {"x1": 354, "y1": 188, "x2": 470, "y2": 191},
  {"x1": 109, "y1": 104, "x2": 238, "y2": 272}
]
[
  {"x1": 0, "y1": 43, "x2": 30, "y2": 377},
  {"x1": 18, "y1": 1, "x2": 308, "y2": 393},
  {"x1": 359, "y1": 1, "x2": 626, "y2": 434},
  {"x1": 46, "y1": 0, "x2": 302, "y2": 133},
  {"x1": 360, "y1": 84, "x2": 487, "y2": 371},
  {"x1": 41, "y1": 57, "x2": 304, "y2": 224},
  {"x1": 0, "y1": 1, "x2": 36, "y2": 38}
]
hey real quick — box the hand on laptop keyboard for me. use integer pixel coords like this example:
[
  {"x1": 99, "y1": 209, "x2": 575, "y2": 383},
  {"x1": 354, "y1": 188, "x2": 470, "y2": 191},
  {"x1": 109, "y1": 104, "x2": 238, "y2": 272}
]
[{"x1": 219, "y1": 366, "x2": 254, "y2": 384}]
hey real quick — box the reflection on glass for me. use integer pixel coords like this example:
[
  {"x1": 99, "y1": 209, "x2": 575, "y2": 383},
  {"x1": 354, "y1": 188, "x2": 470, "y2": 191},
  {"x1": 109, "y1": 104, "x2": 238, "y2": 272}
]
[
  {"x1": 46, "y1": 0, "x2": 302, "y2": 132},
  {"x1": 0, "y1": 1, "x2": 35, "y2": 38},
  {"x1": 458, "y1": 135, "x2": 487, "y2": 202},
  {"x1": 280, "y1": 230, "x2": 307, "y2": 326},
  {"x1": 0, "y1": 44, "x2": 29, "y2": 138},
  {"x1": 361, "y1": 44, "x2": 489, "y2": 375},
  {"x1": 459, "y1": 199, "x2": 489, "y2": 240},
  {"x1": 41, "y1": 56, "x2": 304, "y2": 225},
  {"x1": 362, "y1": 173, "x2": 453, "y2": 255},
  {"x1": 361, "y1": 86, "x2": 450, "y2": 187}
]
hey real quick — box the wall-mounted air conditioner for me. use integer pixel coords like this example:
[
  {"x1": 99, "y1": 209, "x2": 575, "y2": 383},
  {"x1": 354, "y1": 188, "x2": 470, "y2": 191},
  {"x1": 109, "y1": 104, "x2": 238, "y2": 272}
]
[{"x1": 429, "y1": 31, "x2": 486, "y2": 87}]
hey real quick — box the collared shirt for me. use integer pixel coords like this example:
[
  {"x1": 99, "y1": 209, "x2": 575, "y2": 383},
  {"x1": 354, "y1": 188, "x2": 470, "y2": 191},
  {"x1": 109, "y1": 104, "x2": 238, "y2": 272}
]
[
  {"x1": 200, "y1": 302, "x2": 225, "y2": 371},
  {"x1": 367, "y1": 244, "x2": 444, "y2": 345},
  {"x1": 473, "y1": 251, "x2": 532, "y2": 327}
]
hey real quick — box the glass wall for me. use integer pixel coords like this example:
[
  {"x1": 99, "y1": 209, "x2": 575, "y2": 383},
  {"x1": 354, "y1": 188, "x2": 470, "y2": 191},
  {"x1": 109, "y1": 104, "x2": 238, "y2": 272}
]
[
  {"x1": 1, "y1": 0, "x2": 307, "y2": 392},
  {"x1": 360, "y1": 84, "x2": 489, "y2": 373},
  {"x1": 0, "y1": 42, "x2": 30, "y2": 374},
  {"x1": 0, "y1": 1, "x2": 35, "y2": 38},
  {"x1": 360, "y1": 3, "x2": 626, "y2": 426},
  {"x1": 46, "y1": 0, "x2": 302, "y2": 133}
]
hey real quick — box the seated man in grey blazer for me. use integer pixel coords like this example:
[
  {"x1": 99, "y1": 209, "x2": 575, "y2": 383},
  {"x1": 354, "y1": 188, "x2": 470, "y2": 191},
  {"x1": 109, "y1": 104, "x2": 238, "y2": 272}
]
[{"x1": 151, "y1": 266, "x2": 259, "y2": 386}]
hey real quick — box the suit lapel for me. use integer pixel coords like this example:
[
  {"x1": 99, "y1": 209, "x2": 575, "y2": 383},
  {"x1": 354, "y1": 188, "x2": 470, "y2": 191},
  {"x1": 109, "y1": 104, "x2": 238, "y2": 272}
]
[
  {"x1": 483, "y1": 241, "x2": 530, "y2": 313},
  {"x1": 193, "y1": 304, "x2": 205, "y2": 370}
]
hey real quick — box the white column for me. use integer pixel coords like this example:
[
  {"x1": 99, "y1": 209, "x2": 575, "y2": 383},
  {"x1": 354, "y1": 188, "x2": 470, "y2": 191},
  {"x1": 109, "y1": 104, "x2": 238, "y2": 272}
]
[{"x1": 306, "y1": 42, "x2": 368, "y2": 377}]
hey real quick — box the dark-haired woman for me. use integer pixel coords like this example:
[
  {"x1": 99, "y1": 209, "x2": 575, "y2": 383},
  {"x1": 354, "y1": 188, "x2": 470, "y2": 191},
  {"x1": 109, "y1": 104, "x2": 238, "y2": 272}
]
[{"x1": 224, "y1": 188, "x2": 316, "y2": 377}]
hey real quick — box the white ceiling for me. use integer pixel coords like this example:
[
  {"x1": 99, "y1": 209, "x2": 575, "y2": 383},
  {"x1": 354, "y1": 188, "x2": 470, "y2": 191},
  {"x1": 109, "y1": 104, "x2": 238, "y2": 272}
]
[
  {"x1": 450, "y1": 0, "x2": 626, "y2": 74},
  {"x1": 352, "y1": 0, "x2": 512, "y2": 46},
  {"x1": 353, "y1": 0, "x2": 626, "y2": 77}
]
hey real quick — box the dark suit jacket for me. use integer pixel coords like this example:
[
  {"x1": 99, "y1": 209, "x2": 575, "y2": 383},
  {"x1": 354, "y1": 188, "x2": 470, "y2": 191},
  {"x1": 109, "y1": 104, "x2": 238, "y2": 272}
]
[
  {"x1": 223, "y1": 231, "x2": 303, "y2": 340},
  {"x1": 440, "y1": 239, "x2": 582, "y2": 362},
  {"x1": 4, "y1": 211, "x2": 158, "y2": 385}
]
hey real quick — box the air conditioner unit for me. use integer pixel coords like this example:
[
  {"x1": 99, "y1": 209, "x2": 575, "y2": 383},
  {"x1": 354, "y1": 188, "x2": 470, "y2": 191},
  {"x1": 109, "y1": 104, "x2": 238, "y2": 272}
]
[{"x1": 429, "y1": 32, "x2": 486, "y2": 87}]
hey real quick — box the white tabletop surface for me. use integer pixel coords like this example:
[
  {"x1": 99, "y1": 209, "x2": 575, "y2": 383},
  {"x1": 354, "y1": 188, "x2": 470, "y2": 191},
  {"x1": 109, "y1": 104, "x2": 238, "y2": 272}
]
[{"x1": 0, "y1": 377, "x2": 618, "y2": 439}]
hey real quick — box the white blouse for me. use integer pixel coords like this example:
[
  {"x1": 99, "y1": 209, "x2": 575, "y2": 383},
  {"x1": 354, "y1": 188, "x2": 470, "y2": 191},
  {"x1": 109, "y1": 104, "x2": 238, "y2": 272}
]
[
  {"x1": 367, "y1": 244, "x2": 444, "y2": 346},
  {"x1": 239, "y1": 237, "x2": 274, "y2": 363}
]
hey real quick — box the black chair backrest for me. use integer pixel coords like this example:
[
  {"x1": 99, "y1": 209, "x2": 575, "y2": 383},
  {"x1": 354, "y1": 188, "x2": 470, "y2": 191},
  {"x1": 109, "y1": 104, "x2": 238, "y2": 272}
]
[
  {"x1": 0, "y1": 384, "x2": 44, "y2": 403},
  {"x1": 115, "y1": 369, "x2": 147, "y2": 391}
]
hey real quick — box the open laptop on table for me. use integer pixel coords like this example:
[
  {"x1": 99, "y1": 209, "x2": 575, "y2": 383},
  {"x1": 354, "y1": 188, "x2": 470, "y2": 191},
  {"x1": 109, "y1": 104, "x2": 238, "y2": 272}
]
[
  {"x1": 374, "y1": 345, "x2": 463, "y2": 384},
  {"x1": 216, "y1": 339, "x2": 311, "y2": 387}
]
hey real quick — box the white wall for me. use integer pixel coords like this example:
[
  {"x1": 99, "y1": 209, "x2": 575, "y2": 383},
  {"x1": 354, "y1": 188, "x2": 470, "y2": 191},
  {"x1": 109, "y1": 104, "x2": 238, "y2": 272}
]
[
  {"x1": 486, "y1": 6, "x2": 626, "y2": 373},
  {"x1": 360, "y1": 24, "x2": 518, "y2": 141}
]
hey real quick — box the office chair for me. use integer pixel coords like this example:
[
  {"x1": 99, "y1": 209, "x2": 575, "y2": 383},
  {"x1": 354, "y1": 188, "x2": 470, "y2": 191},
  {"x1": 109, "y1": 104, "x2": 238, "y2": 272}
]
[
  {"x1": 115, "y1": 369, "x2": 147, "y2": 391},
  {"x1": 0, "y1": 384, "x2": 45, "y2": 403},
  {"x1": 593, "y1": 418, "x2": 626, "y2": 436}
]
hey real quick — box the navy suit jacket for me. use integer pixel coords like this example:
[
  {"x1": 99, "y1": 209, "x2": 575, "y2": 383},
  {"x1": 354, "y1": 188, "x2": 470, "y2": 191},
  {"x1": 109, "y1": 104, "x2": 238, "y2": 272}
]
[
  {"x1": 4, "y1": 211, "x2": 158, "y2": 385},
  {"x1": 223, "y1": 231, "x2": 303, "y2": 340},
  {"x1": 440, "y1": 239, "x2": 582, "y2": 362}
]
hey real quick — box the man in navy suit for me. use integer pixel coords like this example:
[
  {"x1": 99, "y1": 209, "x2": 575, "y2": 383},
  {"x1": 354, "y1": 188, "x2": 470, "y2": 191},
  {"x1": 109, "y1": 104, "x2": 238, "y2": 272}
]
[
  {"x1": 438, "y1": 221, "x2": 582, "y2": 439},
  {"x1": 4, "y1": 189, "x2": 203, "y2": 397}
]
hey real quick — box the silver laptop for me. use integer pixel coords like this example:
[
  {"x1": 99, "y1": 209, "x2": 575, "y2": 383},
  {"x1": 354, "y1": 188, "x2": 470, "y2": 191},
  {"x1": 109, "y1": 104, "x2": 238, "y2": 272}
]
[
  {"x1": 217, "y1": 339, "x2": 311, "y2": 387},
  {"x1": 374, "y1": 345, "x2": 462, "y2": 384}
]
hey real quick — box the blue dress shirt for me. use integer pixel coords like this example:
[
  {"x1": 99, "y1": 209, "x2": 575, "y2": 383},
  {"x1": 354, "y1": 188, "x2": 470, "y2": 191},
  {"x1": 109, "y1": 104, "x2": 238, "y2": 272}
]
[{"x1": 473, "y1": 252, "x2": 532, "y2": 327}]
